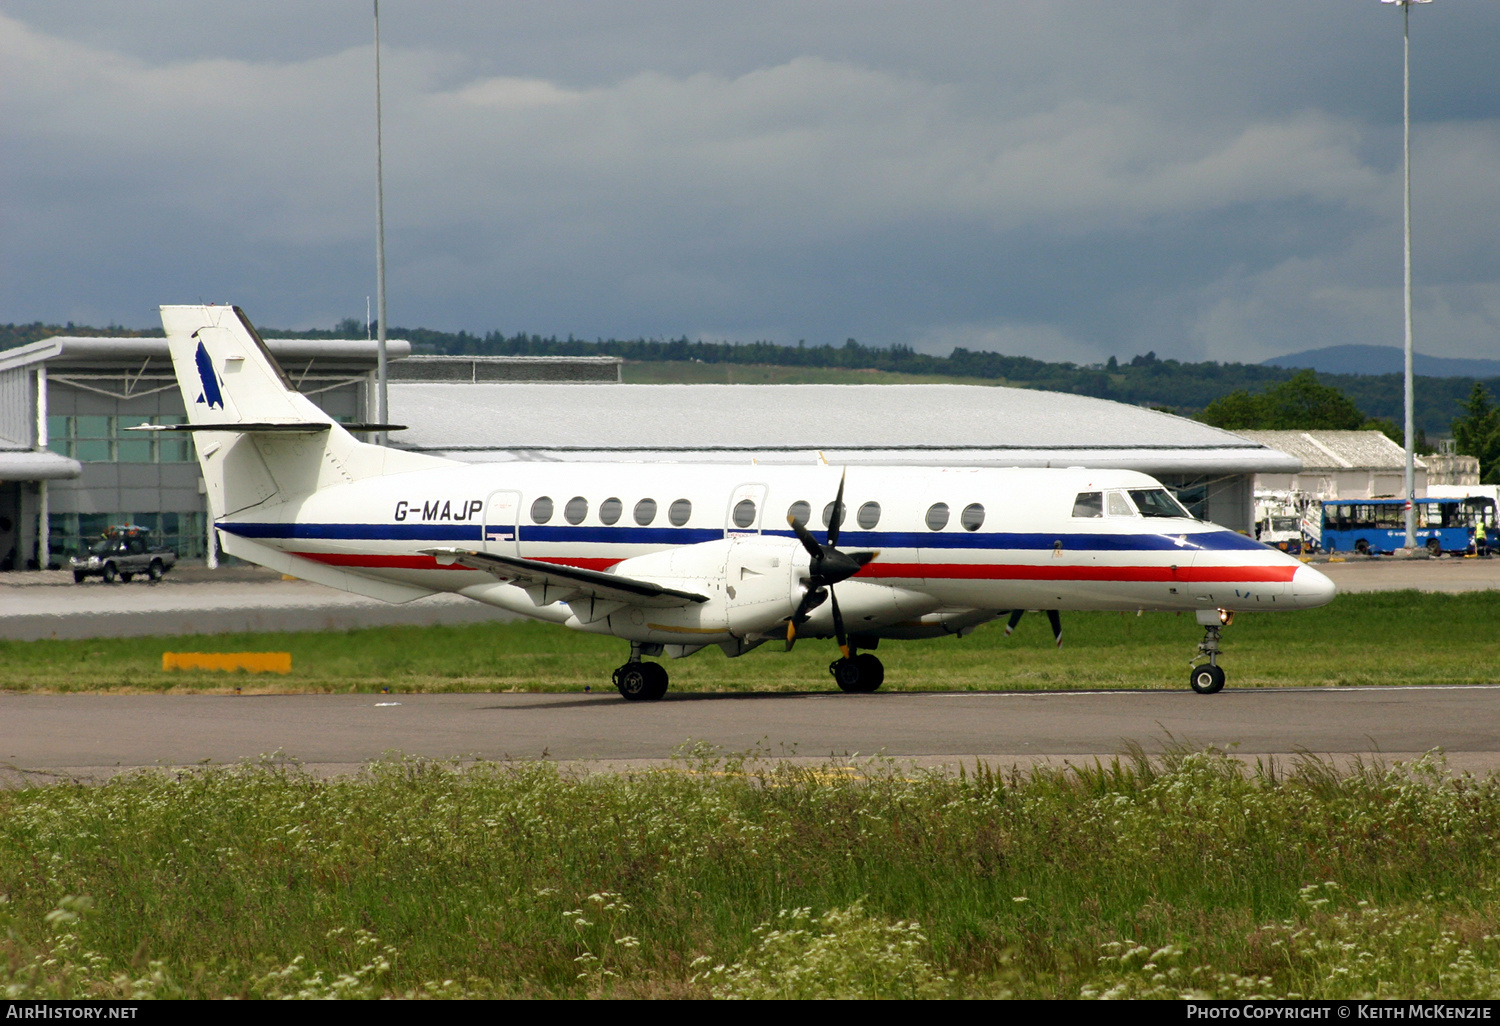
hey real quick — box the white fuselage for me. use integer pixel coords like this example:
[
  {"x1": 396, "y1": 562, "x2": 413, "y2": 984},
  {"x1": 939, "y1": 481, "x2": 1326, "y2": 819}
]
[{"x1": 216, "y1": 461, "x2": 1334, "y2": 649}]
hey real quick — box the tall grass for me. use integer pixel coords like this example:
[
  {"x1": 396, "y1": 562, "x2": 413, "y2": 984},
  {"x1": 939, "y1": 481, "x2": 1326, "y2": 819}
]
[
  {"x1": 3, "y1": 590, "x2": 1499, "y2": 694},
  {"x1": 3, "y1": 748, "x2": 1500, "y2": 998}
]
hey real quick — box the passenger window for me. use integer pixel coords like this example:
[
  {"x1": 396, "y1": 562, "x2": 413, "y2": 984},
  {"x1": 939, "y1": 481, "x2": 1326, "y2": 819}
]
[
  {"x1": 1072, "y1": 492, "x2": 1103, "y2": 518},
  {"x1": 599, "y1": 497, "x2": 623, "y2": 526},
  {"x1": 787, "y1": 500, "x2": 811, "y2": 527},
  {"x1": 857, "y1": 501, "x2": 881, "y2": 530},
  {"x1": 732, "y1": 499, "x2": 757, "y2": 528},
  {"x1": 926, "y1": 502, "x2": 950, "y2": 531},
  {"x1": 668, "y1": 499, "x2": 692, "y2": 526},
  {"x1": 633, "y1": 498, "x2": 657, "y2": 526},
  {"x1": 822, "y1": 502, "x2": 845, "y2": 530},
  {"x1": 530, "y1": 496, "x2": 554, "y2": 524},
  {"x1": 1106, "y1": 491, "x2": 1135, "y2": 517},
  {"x1": 961, "y1": 503, "x2": 985, "y2": 531},
  {"x1": 564, "y1": 496, "x2": 588, "y2": 525}
]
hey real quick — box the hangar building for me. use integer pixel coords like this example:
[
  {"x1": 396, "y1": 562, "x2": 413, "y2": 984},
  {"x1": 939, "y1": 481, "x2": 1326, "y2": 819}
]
[
  {"x1": 0, "y1": 336, "x2": 1295, "y2": 568},
  {"x1": 1237, "y1": 430, "x2": 1430, "y2": 500}
]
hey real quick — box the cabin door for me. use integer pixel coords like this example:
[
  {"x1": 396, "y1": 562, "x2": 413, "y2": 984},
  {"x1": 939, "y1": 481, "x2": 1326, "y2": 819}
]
[
  {"x1": 483, "y1": 490, "x2": 522, "y2": 556},
  {"x1": 725, "y1": 483, "x2": 769, "y2": 537}
]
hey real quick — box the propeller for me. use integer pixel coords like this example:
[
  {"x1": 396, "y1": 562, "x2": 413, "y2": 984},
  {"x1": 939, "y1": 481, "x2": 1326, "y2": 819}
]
[
  {"x1": 1004, "y1": 609, "x2": 1063, "y2": 648},
  {"x1": 785, "y1": 469, "x2": 879, "y2": 655}
]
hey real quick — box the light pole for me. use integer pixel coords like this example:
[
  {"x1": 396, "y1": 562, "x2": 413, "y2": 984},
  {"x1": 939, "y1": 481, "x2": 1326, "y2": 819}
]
[
  {"x1": 1382, "y1": 0, "x2": 1431, "y2": 551},
  {"x1": 373, "y1": 0, "x2": 389, "y2": 445}
]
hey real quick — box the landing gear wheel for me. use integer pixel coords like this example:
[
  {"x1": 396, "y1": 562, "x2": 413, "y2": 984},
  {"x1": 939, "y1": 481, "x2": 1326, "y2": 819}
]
[
  {"x1": 831, "y1": 653, "x2": 884, "y2": 693},
  {"x1": 613, "y1": 661, "x2": 668, "y2": 701},
  {"x1": 1426, "y1": 538, "x2": 1441, "y2": 558},
  {"x1": 148, "y1": 559, "x2": 164, "y2": 581},
  {"x1": 1189, "y1": 664, "x2": 1226, "y2": 695},
  {"x1": 102, "y1": 563, "x2": 118, "y2": 583}
]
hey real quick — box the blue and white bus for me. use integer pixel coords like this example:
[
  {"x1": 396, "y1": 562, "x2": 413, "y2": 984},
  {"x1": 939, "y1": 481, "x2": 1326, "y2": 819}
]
[{"x1": 1321, "y1": 497, "x2": 1497, "y2": 556}]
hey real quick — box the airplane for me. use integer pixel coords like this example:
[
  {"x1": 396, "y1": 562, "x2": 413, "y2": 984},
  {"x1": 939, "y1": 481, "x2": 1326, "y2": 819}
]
[{"x1": 145, "y1": 304, "x2": 1336, "y2": 700}]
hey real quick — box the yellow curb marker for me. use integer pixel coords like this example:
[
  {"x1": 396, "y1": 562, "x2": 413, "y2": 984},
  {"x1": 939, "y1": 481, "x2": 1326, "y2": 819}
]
[{"x1": 163, "y1": 652, "x2": 292, "y2": 674}]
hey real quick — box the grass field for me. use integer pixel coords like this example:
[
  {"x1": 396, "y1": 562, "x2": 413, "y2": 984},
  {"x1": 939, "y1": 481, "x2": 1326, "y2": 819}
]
[
  {"x1": 4, "y1": 748, "x2": 1500, "y2": 999},
  {"x1": 2, "y1": 590, "x2": 1497, "y2": 695}
]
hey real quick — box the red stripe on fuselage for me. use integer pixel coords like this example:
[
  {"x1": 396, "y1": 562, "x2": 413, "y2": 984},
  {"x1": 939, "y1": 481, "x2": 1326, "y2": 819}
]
[
  {"x1": 290, "y1": 552, "x2": 624, "y2": 572},
  {"x1": 857, "y1": 563, "x2": 1297, "y2": 583}
]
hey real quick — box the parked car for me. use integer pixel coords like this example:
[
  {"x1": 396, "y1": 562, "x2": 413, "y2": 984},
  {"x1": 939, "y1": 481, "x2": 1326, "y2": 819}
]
[{"x1": 70, "y1": 527, "x2": 177, "y2": 583}]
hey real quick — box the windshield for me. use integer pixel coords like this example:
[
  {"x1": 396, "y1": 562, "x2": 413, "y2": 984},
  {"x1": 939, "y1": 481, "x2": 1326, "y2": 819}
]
[
  {"x1": 1271, "y1": 517, "x2": 1298, "y2": 532},
  {"x1": 1129, "y1": 488, "x2": 1192, "y2": 519},
  {"x1": 87, "y1": 539, "x2": 112, "y2": 555}
]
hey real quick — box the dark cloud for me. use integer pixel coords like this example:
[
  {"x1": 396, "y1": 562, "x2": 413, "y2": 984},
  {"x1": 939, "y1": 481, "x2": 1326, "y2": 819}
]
[{"x1": 1, "y1": 1, "x2": 1496, "y2": 363}]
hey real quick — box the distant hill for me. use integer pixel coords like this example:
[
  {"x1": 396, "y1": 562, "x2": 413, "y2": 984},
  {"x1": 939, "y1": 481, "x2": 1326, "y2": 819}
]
[{"x1": 1265, "y1": 345, "x2": 1500, "y2": 380}]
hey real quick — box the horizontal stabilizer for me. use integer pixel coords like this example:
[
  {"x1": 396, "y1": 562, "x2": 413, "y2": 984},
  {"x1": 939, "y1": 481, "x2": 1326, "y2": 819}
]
[
  {"x1": 422, "y1": 548, "x2": 709, "y2": 607},
  {"x1": 126, "y1": 423, "x2": 408, "y2": 433}
]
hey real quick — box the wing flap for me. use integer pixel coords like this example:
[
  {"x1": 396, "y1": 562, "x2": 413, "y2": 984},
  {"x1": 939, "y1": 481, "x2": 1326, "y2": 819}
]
[{"x1": 421, "y1": 548, "x2": 709, "y2": 608}]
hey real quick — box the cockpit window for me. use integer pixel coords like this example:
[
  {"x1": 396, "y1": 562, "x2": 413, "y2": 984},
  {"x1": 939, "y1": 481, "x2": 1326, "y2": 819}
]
[
  {"x1": 1072, "y1": 492, "x2": 1103, "y2": 518},
  {"x1": 1106, "y1": 491, "x2": 1135, "y2": 517},
  {"x1": 1129, "y1": 488, "x2": 1192, "y2": 519}
]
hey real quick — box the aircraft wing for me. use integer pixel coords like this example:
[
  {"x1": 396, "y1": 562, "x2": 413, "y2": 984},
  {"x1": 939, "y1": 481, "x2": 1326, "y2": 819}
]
[{"x1": 421, "y1": 548, "x2": 710, "y2": 607}]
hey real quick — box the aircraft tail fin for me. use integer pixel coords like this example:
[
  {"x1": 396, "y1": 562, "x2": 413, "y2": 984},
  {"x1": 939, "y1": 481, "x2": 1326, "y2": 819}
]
[
  {"x1": 161, "y1": 305, "x2": 331, "y2": 429},
  {"x1": 159, "y1": 304, "x2": 449, "y2": 520}
]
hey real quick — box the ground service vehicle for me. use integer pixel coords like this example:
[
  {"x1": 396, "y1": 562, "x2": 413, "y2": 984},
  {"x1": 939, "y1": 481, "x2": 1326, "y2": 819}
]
[
  {"x1": 149, "y1": 304, "x2": 1336, "y2": 698},
  {"x1": 1321, "y1": 497, "x2": 1498, "y2": 556},
  {"x1": 70, "y1": 526, "x2": 178, "y2": 583}
]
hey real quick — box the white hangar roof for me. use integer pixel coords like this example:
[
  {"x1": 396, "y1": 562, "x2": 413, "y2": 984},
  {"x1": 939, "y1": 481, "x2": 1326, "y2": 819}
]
[
  {"x1": 1235, "y1": 430, "x2": 1425, "y2": 473},
  {"x1": 388, "y1": 382, "x2": 1299, "y2": 476}
]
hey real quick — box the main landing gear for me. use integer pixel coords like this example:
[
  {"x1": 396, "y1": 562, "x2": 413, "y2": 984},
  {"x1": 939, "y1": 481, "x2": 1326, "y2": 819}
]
[
  {"x1": 829, "y1": 651, "x2": 884, "y2": 693},
  {"x1": 613, "y1": 643, "x2": 669, "y2": 701},
  {"x1": 1188, "y1": 609, "x2": 1232, "y2": 695}
]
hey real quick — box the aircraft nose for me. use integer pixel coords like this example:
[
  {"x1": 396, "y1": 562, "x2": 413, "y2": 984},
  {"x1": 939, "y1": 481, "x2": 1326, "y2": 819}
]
[{"x1": 1290, "y1": 564, "x2": 1336, "y2": 608}]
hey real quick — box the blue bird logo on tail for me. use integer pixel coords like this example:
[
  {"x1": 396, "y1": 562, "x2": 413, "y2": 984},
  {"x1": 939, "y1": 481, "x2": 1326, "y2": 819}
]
[{"x1": 194, "y1": 340, "x2": 225, "y2": 410}]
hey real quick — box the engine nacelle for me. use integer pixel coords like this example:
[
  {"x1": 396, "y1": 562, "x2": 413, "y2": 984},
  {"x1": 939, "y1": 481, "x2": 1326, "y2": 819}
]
[
  {"x1": 596, "y1": 535, "x2": 810, "y2": 642},
  {"x1": 789, "y1": 579, "x2": 941, "y2": 638}
]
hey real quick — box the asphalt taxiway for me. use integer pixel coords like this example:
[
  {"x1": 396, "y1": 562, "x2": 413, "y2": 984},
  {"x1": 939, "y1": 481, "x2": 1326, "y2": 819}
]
[{"x1": 4, "y1": 685, "x2": 1498, "y2": 783}]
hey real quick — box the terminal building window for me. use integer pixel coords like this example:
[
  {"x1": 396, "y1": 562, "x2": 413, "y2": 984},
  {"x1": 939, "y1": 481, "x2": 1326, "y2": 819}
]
[{"x1": 47, "y1": 416, "x2": 193, "y2": 463}]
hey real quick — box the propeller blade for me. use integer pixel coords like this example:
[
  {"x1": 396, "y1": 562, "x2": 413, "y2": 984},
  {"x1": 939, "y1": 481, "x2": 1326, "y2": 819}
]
[
  {"x1": 784, "y1": 585, "x2": 828, "y2": 651},
  {"x1": 1004, "y1": 609, "x2": 1024, "y2": 636},
  {"x1": 827, "y1": 468, "x2": 847, "y2": 548},
  {"x1": 1046, "y1": 609, "x2": 1062, "y2": 648},
  {"x1": 830, "y1": 587, "x2": 849, "y2": 658},
  {"x1": 787, "y1": 515, "x2": 826, "y2": 564}
]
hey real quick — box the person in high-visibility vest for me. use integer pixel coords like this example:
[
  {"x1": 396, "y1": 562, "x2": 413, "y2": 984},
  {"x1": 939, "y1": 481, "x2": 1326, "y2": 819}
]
[{"x1": 1477, "y1": 521, "x2": 1490, "y2": 559}]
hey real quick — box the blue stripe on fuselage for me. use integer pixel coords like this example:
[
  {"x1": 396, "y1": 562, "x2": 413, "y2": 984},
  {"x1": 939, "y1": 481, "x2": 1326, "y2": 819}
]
[{"x1": 217, "y1": 521, "x2": 1267, "y2": 552}]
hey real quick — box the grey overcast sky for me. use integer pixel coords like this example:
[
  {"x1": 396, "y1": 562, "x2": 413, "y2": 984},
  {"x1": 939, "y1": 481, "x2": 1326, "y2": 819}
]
[{"x1": 1, "y1": 2, "x2": 1496, "y2": 365}]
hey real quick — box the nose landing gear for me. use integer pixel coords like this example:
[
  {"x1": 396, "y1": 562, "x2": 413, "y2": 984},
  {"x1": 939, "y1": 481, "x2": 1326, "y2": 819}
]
[{"x1": 1188, "y1": 609, "x2": 1232, "y2": 695}]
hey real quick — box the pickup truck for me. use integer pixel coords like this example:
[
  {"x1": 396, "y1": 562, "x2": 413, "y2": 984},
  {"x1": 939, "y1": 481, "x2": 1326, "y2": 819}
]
[{"x1": 70, "y1": 531, "x2": 178, "y2": 583}]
